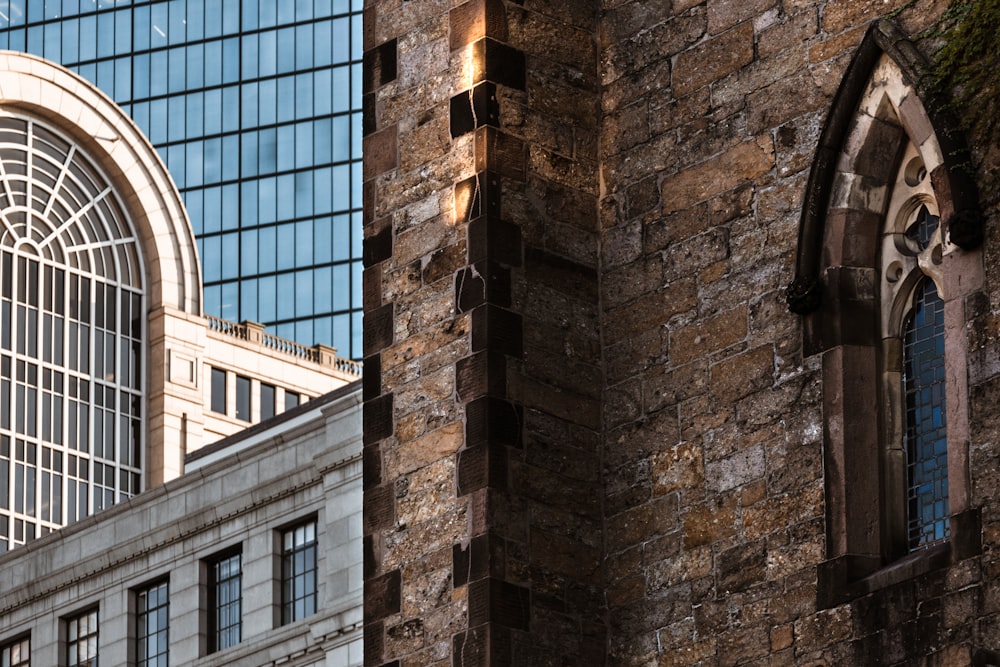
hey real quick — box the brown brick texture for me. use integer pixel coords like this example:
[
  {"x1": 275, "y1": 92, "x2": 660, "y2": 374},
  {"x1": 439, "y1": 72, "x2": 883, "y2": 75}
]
[{"x1": 365, "y1": 0, "x2": 1000, "y2": 665}]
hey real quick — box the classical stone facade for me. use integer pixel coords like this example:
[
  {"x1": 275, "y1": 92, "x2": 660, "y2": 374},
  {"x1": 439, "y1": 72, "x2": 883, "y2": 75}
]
[
  {"x1": 363, "y1": 1, "x2": 1000, "y2": 665},
  {"x1": 0, "y1": 52, "x2": 365, "y2": 665},
  {"x1": 0, "y1": 52, "x2": 360, "y2": 551},
  {"x1": 0, "y1": 382, "x2": 363, "y2": 666}
]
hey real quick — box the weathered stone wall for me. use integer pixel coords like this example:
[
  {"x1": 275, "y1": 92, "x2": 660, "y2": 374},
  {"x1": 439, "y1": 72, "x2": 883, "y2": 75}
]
[
  {"x1": 598, "y1": 0, "x2": 1000, "y2": 665},
  {"x1": 363, "y1": 1, "x2": 604, "y2": 665},
  {"x1": 365, "y1": 0, "x2": 1000, "y2": 664}
]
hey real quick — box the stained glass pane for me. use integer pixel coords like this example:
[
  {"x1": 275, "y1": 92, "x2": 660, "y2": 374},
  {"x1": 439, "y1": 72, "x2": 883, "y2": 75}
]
[{"x1": 903, "y1": 278, "x2": 949, "y2": 549}]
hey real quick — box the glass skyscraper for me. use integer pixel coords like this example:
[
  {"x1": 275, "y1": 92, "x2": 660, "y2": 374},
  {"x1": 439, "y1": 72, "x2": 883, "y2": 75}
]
[{"x1": 0, "y1": 0, "x2": 364, "y2": 358}]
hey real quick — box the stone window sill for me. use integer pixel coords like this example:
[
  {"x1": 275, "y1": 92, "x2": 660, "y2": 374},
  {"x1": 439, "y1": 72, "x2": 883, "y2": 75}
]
[{"x1": 816, "y1": 508, "x2": 981, "y2": 609}]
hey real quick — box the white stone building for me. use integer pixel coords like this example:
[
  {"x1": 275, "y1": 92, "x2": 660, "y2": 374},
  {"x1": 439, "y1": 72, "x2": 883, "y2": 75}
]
[
  {"x1": 0, "y1": 381, "x2": 363, "y2": 666},
  {"x1": 0, "y1": 52, "x2": 363, "y2": 665}
]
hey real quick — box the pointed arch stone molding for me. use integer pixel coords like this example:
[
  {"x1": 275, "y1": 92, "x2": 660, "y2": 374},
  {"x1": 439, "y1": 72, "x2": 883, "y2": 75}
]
[
  {"x1": 787, "y1": 19, "x2": 981, "y2": 317},
  {"x1": 794, "y1": 22, "x2": 986, "y2": 608},
  {"x1": 0, "y1": 51, "x2": 203, "y2": 314}
]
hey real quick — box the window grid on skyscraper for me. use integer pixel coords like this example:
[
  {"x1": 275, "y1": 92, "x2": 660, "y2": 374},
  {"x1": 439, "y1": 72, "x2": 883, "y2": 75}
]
[{"x1": 0, "y1": 0, "x2": 365, "y2": 358}]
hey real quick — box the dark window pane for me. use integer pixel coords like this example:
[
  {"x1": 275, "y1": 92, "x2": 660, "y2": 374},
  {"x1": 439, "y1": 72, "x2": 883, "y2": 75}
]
[
  {"x1": 260, "y1": 383, "x2": 275, "y2": 421},
  {"x1": 136, "y1": 581, "x2": 169, "y2": 667},
  {"x1": 235, "y1": 375, "x2": 250, "y2": 421},
  {"x1": 281, "y1": 519, "x2": 318, "y2": 624},
  {"x1": 208, "y1": 551, "x2": 242, "y2": 652},
  {"x1": 211, "y1": 368, "x2": 226, "y2": 414}
]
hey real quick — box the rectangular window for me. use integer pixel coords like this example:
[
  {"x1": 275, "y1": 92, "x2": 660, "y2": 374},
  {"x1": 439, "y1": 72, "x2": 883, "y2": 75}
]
[
  {"x1": 260, "y1": 383, "x2": 275, "y2": 421},
  {"x1": 281, "y1": 519, "x2": 317, "y2": 624},
  {"x1": 235, "y1": 375, "x2": 251, "y2": 422},
  {"x1": 208, "y1": 551, "x2": 242, "y2": 653},
  {"x1": 67, "y1": 608, "x2": 98, "y2": 667},
  {"x1": 1, "y1": 635, "x2": 30, "y2": 667},
  {"x1": 210, "y1": 367, "x2": 226, "y2": 415},
  {"x1": 284, "y1": 390, "x2": 299, "y2": 412},
  {"x1": 136, "y1": 581, "x2": 168, "y2": 667}
]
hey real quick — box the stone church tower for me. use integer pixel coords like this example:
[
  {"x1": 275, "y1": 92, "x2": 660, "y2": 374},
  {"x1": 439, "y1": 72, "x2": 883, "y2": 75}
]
[{"x1": 361, "y1": 1, "x2": 1000, "y2": 664}]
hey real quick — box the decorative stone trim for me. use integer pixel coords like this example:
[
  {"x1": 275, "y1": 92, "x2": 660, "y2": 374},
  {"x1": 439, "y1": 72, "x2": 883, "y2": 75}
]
[{"x1": 788, "y1": 19, "x2": 981, "y2": 316}]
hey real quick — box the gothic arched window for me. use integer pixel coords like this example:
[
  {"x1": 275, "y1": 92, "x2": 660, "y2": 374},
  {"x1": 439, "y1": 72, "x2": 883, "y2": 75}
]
[
  {"x1": 787, "y1": 21, "x2": 984, "y2": 605},
  {"x1": 0, "y1": 113, "x2": 144, "y2": 550},
  {"x1": 879, "y1": 142, "x2": 952, "y2": 555}
]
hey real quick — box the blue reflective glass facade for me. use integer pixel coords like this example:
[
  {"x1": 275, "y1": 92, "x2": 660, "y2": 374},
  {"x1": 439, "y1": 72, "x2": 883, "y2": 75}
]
[{"x1": 0, "y1": 0, "x2": 364, "y2": 358}]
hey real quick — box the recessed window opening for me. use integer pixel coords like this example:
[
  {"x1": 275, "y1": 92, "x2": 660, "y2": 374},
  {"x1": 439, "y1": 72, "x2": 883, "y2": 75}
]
[
  {"x1": 208, "y1": 550, "x2": 242, "y2": 653},
  {"x1": 903, "y1": 278, "x2": 949, "y2": 549},
  {"x1": 67, "y1": 607, "x2": 99, "y2": 667},
  {"x1": 281, "y1": 518, "x2": 317, "y2": 624},
  {"x1": 235, "y1": 375, "x2": 250, "y2": 421},
  {"x1": 210, "y1": 367, "x2": 226, "y2": 414},
  {"x1": 136, "y1": 580, "x2": 169, "y2": 667}
]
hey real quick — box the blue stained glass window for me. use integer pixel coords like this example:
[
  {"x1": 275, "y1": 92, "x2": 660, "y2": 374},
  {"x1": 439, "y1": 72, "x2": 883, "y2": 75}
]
[{"x1": 903, "y1": 278, "x2": 949, "y2": 549}]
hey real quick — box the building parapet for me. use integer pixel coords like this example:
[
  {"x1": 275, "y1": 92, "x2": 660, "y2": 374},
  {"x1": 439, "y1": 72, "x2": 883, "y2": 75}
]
[{"x1": 205, "y1": 315, "x2": 363, "y2": 376}]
